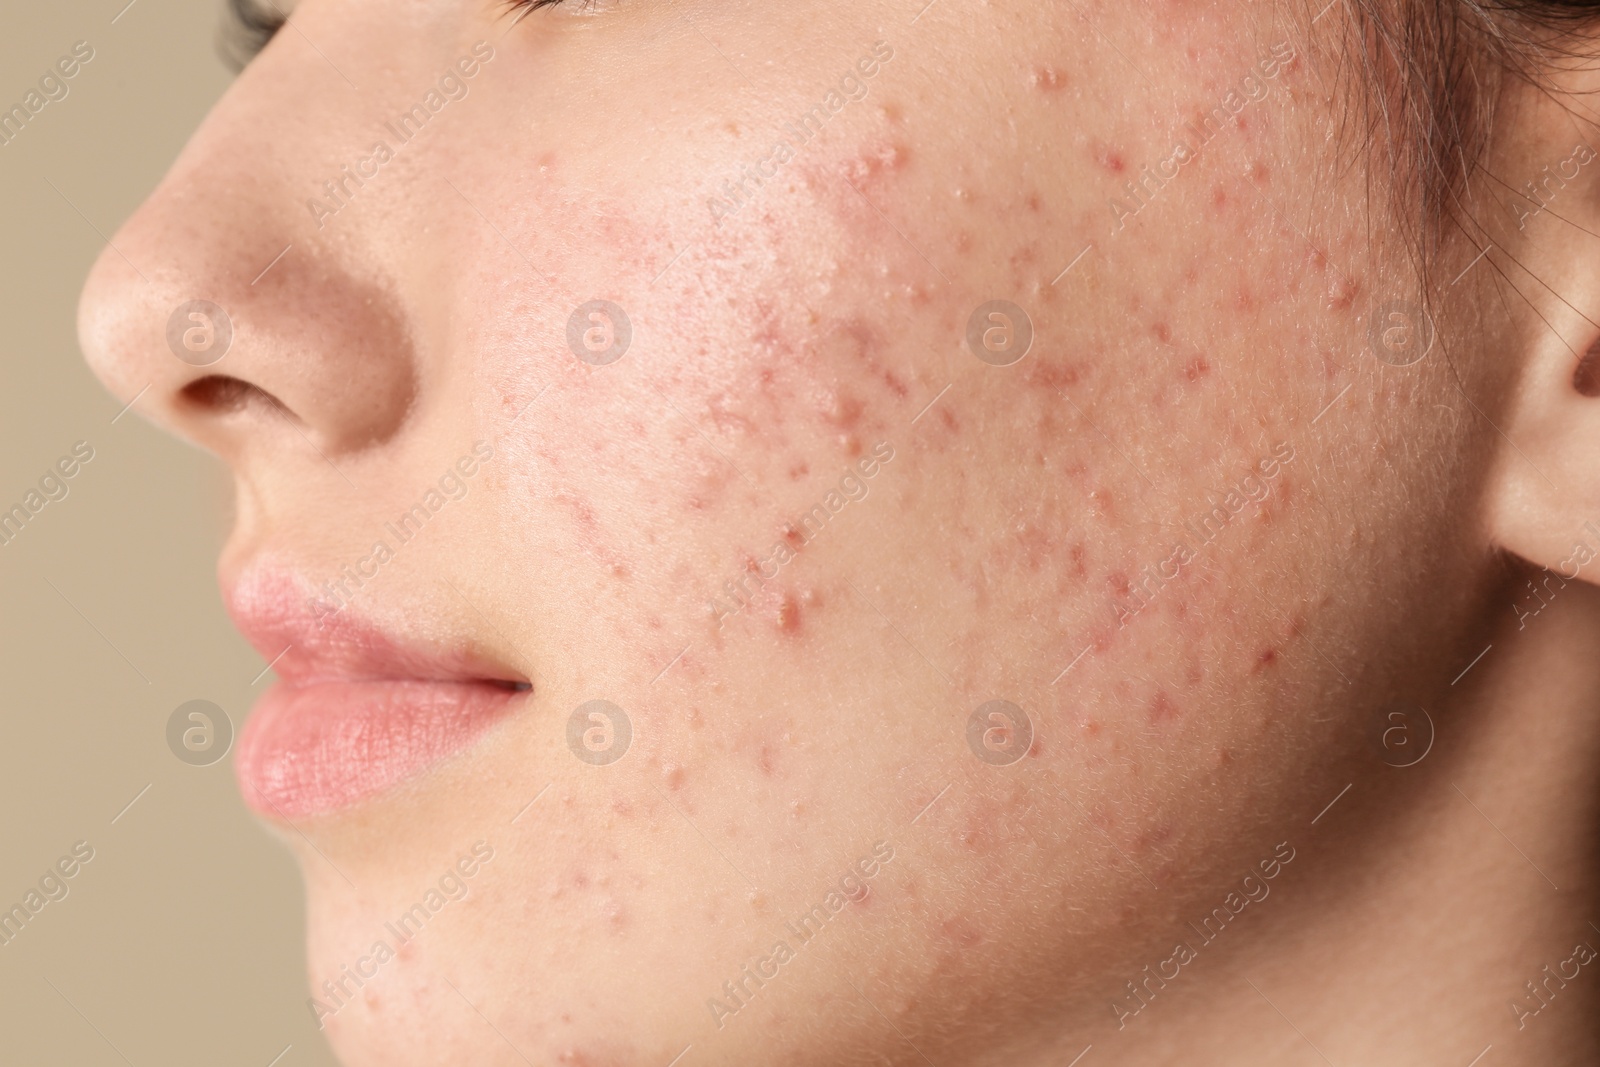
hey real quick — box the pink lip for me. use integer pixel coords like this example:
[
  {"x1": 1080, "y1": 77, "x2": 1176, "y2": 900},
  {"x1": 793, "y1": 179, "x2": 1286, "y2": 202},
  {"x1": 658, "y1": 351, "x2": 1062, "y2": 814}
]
[{"x1": 225, "y1": 565, "x2": 527, "y2": 819}]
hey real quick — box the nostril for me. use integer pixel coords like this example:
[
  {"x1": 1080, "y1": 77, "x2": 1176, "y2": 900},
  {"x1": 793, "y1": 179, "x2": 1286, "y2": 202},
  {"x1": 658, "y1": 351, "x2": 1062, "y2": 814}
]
[
  {"x1": 1575, "y1": 341, "x2": 1600, "y2": 398},
  {"x1": 181, "y1": 374, "x2": 295, "y2": 419}
]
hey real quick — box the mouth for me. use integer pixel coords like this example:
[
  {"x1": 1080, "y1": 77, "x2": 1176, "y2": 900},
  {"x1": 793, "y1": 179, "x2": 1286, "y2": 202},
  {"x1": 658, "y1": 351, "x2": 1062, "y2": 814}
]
[{"x1": 225, "y1": 564, "x2": 530, "y2": 820}]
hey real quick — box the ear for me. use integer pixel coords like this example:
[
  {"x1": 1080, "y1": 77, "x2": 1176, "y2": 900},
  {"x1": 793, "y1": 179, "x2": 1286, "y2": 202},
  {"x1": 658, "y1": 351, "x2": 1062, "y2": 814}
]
[
  {"x1": 1483, "y1": 323, "x2": 1600, "y2": 585},
  {"x1": 1477, "y1": 90, "x2": 1600, "y2": 582}
]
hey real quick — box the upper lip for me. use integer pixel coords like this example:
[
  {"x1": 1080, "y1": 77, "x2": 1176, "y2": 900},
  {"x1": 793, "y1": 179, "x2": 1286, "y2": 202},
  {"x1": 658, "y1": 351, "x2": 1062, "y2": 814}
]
[{"x1": 223, "y1": 559, "x2": 528, "y2": 688}]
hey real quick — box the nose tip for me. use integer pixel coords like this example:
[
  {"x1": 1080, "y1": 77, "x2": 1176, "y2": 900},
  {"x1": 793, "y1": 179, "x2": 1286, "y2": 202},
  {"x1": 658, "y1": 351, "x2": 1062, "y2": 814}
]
[{"x1": 75, "y1": 143, "x2": 418, "y2": 462}]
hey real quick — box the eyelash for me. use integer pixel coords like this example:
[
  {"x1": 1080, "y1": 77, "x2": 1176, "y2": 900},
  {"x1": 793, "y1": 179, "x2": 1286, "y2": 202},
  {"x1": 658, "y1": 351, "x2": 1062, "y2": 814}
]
[{"x1": 223, "y1": 0, "x2": 570, "y2": 69}]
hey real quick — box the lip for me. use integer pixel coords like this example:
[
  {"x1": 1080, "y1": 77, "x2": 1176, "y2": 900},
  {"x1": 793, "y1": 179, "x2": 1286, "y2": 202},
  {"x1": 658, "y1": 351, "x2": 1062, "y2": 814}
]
[{"x1": 225, "y1": 564, "x2": 528, "y2": 820}]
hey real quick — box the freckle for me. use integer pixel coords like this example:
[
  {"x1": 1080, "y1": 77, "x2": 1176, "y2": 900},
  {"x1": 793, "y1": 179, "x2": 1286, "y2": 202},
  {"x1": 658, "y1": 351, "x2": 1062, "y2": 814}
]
[
  {"x1": 1081, "y1": 719, "x2": 1102, "y2": 737},
  {"x1": 364, "y1": 990, "x2": 382, "y2": 1011},
  {"x1": 940, "y1": 407, "x2": 959, "y2": 433},
  {"x1": 789, "y1": 462, "x2": 809, "y2": 480},
  {"x1": 1212, "y1": 185, "x2": 1228, "y2": 209},
  {"x1": 883, "y1": 370, "x2": 910, "y2": 397},
  {"x1": 880, "y1": 101, "x2": 904, "y2": 124},
  {"x1": 748, "y1": 890, "x2": 768, "y2": 910},
  {"x1": 758, "y1": 745, "x2": 776, "y2": 777},
  {"x1": 789, "y1": 798, "x2": 806, "y2": 818},
  {"x1": 1026, "y1": 192, "x2": 1043, "y2": 213},
  {"x1": 1109, "y1": 571, "x2": 1132, "y2": 596},
  {"x1": 841, "y1": 434, "x2": 864, "y2": 456},
  {"x1": 1070, "y1": 542, "x2": 1087, "y2": 578},
  {"x1": 1185, "y1": 356, "x2": 1210, "y2": 381},
  {"x1": 1153, "y1": 321, "x2": 1172, "y2": 344},
  {"x1": 664, "y1": 764, "x2": 686, "y2": 790},
  {"x1": 722, "y1": 120, "x2": 740, "y2": 135},
  {"x1": 1149, "y1": 691, "x2": 1178, "y2": 724},
  {"x1": 1249, "y1": 160, "x2": 1270, "y2": 185}
]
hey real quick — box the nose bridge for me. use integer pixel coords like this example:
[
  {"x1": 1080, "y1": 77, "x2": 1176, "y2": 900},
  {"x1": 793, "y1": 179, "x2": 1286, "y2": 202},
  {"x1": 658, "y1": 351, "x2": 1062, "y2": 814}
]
[{"x1": 77, "y1": 19, "x2": 422, "y2": 460}]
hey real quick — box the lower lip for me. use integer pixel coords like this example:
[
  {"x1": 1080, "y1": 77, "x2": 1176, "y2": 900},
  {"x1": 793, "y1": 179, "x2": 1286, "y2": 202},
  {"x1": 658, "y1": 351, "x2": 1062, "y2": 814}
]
[{"x1": 234, "y1": 679, "x2": 522, "y2": 819}]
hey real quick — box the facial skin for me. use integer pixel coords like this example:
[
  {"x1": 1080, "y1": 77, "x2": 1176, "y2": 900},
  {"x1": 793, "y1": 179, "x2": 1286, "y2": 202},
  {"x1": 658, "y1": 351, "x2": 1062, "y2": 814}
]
[{"x1": 76, "y1": 0, "x2": 1600, "y2": 1064}]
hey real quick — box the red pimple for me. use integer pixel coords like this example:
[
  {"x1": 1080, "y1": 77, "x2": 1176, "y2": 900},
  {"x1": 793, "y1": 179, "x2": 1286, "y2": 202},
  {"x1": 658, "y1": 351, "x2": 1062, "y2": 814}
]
[
  {"x1": 1253, "y1": 647, "x2": 1279, "y2": 673},
  {"x1": 1097, "y1": 147, "x2": 1127, "y2": 174},
  {"x1": 825, "y1": 391, "x2": 866, "y2": 430},
  {"x1": 1185, "y1": 356, "x2": 1210, "y2": 381},
  {"x1": 1153, "y1": 321, "x2": 1173, "y2": 344}
]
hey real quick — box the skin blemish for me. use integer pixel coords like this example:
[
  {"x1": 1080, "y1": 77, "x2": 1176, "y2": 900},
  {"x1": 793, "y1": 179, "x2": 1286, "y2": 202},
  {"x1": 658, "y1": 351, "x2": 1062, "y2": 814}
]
[
  {"x1": 778, "y1": 592, "x2": 803, "y2": 635},
  {"x1": 1152, "y1": 321, "x2": 1173, "y2": 344},
  {"x1": 1253, "y1": 647, "x2": 1279, "y2": 673},
  {"x1": 1249, "y1": 160, "x2": 1270, "y2": 185},
  {"x1": 1022, "y1": 356, "x2": 1082, "y2": 391},
  {"x1": 1149, "y1": 691, "x2": 1179, "y2": 724},
  {"x1": 842, "y1": 141, "x2": 911, "y2": 189},
  {"x1": 822, "y1": 390, "x2": 866, "y2": 431},
  {"x1": 1326, "y1": 273, "x2": 1360, "y2": 311},
  {"x1": 1030, "y1": 66, "x2": 1067, "y2": 91},
  {"x1": 1095, "y1": 144, "x2": 1127, "y2": 174},
  {"x1": 1185, "y1": 356, "x2": 1210, "y2": 381}
]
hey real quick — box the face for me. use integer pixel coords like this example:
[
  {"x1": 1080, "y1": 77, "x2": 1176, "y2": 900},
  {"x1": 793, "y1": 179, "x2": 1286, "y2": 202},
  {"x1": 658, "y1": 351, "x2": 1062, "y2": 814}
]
[{"x1": 77, "y1": 1, "x2": 1511, "y2": 1064}]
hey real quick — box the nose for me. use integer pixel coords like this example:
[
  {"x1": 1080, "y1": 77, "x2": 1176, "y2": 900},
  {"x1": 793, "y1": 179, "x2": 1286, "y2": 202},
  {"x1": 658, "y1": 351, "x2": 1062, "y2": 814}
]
[{"x1": 76, "y1": 12, "x2": 418, "y2": 467}]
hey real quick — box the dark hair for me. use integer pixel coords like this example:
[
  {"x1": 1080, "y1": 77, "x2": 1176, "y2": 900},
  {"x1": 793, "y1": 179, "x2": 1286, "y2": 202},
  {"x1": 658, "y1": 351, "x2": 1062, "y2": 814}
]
[{"x1": 1340, "y1": 0, "x2": 1600, "y2": 281}]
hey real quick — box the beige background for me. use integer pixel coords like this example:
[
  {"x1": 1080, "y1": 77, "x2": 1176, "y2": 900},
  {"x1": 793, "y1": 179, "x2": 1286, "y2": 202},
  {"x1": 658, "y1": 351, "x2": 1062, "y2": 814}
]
[{"x1": 0, "y1": 2, "x2": 338, "y2": 1063}]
